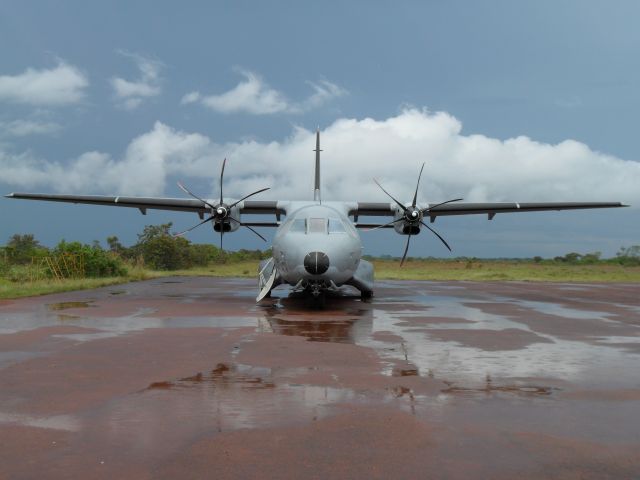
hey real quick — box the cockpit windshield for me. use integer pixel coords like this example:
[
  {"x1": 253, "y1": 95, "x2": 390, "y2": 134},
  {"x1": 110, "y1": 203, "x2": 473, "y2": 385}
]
[
  {"x1": 308, "y1": 218, "x2": 326, "y2": 234},
  {"x1": 286, "y1": 216, "x2": 350, "y2": 235},
  {"x1": 328, "y1": 218, "x2": 346, "y2": 234},
  {"x1": 289, "y1": 218, "x2": 306, "y2": 233}
]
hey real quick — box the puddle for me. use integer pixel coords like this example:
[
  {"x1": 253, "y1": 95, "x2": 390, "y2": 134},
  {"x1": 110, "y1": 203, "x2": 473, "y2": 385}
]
[
  {"x1": 147, "y1": 363, "x2": 276, "y2": 391},
  {"x1": 114, "y1": 362, "x2": 383, "y2": 433},
  {"x1": 442, "y1": 383, "x2": 556, "y2": 397},
  {"x1": 392, "y1": 366, "x2": 419, "y2": 377},
  {"x1": 513, "y1": 300, "x2": 615, "y2": 321},
  {"x1": 0, "y1": 411, "x2": 80, "y2": 431},
  {"x1": 47, "y1": 301, "x2": 94, "y2": 311}
]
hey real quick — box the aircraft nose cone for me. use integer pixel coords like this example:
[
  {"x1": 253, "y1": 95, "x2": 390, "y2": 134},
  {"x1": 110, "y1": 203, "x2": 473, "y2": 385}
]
[{"x1": 304, "y1": 251, "x2": 330, "y2": 275}]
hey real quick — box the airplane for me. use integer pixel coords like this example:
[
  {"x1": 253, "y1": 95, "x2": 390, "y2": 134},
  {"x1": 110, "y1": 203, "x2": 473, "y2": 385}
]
[{"x1": 5, "y1": 129, "x2": 628, "y2": 305}]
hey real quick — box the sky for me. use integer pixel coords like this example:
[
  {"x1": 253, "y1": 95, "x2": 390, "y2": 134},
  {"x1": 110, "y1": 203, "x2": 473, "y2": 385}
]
[{"x1": 1, "y1": 0, "x2": 639, "y2": 258}]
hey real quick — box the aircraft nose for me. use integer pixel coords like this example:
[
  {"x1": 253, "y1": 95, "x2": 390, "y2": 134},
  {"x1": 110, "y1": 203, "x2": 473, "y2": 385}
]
[{"x1": 303, "y1": 251, "x2": 330, "y2": 275}]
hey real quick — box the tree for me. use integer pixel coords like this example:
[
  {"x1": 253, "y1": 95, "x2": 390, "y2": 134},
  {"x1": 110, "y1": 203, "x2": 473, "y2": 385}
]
[
  {"x1": 106, "y1": 236, "x2": 125, "y2": 254},
  {"x1": 135, "y1": 223, "x2": 193, "y2": 270},
  {"x1": 137, "y1": 223, "x2": 173, "y2": 244},
  {"x1": 616, "y1": 245, "x2": 640, "y2": 266},
  {"x1": 5, "y1": 234, "x2": 47, "y2": 264}
]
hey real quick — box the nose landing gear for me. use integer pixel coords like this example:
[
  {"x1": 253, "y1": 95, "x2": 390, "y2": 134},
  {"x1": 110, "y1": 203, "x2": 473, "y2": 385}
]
[{"x1": 305, "y1": 280, "x2": 327, "y2": 308}]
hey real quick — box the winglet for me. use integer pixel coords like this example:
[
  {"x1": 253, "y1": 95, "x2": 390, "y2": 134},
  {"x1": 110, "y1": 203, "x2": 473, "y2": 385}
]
[{"x1": 313, "y1": 128, "x2": 322, "y2": 203}]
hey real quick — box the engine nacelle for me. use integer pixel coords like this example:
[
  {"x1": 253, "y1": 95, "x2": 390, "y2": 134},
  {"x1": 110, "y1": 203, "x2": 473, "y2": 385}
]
[
  {"x1": 393, "y1": 207, "x2": 421, "y2": 235},
  {"x1": 211, "y1": 202, "x2": 241, "y2": 233}
]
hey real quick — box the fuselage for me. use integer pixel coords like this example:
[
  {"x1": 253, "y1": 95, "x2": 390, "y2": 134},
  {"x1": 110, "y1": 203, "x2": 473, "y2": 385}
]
[{"x1": 272, "y1": 202, "x2": 362, "y2": 289}]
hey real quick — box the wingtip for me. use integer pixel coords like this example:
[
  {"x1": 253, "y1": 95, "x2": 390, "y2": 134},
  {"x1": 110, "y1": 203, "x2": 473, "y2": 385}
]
[{"x1": 4, "y1": 193, "x2": 14, "y2": 198}]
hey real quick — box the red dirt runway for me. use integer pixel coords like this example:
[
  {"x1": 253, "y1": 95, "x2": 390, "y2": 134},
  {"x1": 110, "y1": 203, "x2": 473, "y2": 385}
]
[{"x1": 1, "y1": 278, "x2": 639, "y2": 479}]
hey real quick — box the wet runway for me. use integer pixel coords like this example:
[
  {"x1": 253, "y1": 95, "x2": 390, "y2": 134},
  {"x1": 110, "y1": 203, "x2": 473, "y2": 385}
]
[{"x1": 1, "y1": 277, "x2": 639, "y2": 479}]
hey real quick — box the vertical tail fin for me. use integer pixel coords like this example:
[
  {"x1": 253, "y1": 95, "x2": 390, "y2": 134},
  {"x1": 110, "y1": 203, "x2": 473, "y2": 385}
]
[{"x1": 313, "y1": 128, "x2": 322, "y2": 203}]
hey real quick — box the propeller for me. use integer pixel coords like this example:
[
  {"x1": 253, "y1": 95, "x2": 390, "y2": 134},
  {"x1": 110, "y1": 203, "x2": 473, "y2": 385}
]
[
  {"x1": 371, "y1": 163, "x2": 463, "y2": 265},
  {"x1": 174, "y1": 158, "x2": 270, "y2": 249}
]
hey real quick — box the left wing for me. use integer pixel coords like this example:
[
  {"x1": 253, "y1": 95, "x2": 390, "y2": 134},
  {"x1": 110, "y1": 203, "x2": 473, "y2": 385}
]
[{"x1": 5, "y1": 193, "x2": 283, "y2": 225}]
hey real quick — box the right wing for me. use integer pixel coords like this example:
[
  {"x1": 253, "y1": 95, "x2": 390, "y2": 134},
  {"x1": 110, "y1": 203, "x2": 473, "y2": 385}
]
[{"x1": 350, "y1": 201, "x2": 628, "y2": 227}]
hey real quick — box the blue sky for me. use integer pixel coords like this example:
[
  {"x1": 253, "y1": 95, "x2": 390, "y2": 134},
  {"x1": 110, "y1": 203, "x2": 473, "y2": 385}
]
[{"x1": 1, "y1": 0, "x2": 638, "y2": 258}]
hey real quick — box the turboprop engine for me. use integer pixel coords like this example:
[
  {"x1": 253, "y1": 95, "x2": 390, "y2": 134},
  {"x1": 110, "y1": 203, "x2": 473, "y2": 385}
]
[
  {"x1": 173, "y1": 158, "x2": 270, "y2": 248},
  {"x1": 370, "y1": 163, "x2": 463, "y2": 265}
]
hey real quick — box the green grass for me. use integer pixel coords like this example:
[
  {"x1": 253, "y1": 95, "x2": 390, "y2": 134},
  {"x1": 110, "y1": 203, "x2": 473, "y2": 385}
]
[
  {"x1": 0, "y1": 261, "x2": 260, "y2": 300},
  {"x1": 1, "y1": 259, "x2": 639, "y2": 300},
  {"x1": 372, "y1": 259, "x2": 640, "y2": 283}
]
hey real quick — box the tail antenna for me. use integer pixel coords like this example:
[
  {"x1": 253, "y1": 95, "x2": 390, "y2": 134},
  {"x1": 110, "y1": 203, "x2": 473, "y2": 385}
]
[{"x1": 313, "y1": 127, "x2": 322, "y2": 204}]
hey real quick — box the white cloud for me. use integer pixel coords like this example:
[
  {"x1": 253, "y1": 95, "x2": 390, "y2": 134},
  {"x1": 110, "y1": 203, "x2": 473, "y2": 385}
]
[
  {"x1": 0, "y1": 122, "x2": 211, "y2": 196},
  {"x1": 183, "y1": 69, "x2": 346, "y2": 115},
  {"x1": 0, "y1": 62, "x2": 88, "y2": 106},
  {"x1": 110, "y1": 52, "x2": 163, "y2": 110},
  {"x1": 180, "y1": 91, "x2": 201, "y2": 105},
  {"x1": 1, "y1": 109, "x2": 638, "y2": 209},
  {"x1": 0, "y1": 119, "x2": 61, "y2": 137}
]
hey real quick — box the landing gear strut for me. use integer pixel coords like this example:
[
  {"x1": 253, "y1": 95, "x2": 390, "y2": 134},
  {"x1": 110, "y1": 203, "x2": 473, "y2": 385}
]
[{"x1": 360, "y1": 290, "x2": 373, "y2": 301}]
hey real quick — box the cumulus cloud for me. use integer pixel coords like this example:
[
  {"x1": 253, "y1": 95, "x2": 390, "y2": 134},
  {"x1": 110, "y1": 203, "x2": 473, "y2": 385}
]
[
  {"x1": 1, "y1": 122, "x2": 211, "y2": 196},
  {"x1": 0, "y1": 119, "x2": 61, "y2": 137},
  {"x1": 0, "y1": 62, "x2": 88, "y2": 106},
  {"x1": 181, "y1": 69, "x2": 346, "y2": 115},
  {"x1": 1, "y1": 109, "x2": 638, "y2": 208},
  {"x1": 110, "y1": 52, "x2": 163, "y2": 110}
]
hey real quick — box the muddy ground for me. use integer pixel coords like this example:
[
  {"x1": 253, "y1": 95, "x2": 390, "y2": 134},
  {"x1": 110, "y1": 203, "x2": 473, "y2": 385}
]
[{"x1": 1, "y1": 278, "x2": 639, "y2": 479}]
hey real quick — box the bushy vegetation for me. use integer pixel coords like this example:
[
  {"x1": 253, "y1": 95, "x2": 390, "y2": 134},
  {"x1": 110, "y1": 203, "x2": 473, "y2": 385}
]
[
  {"x1": 114, "y1": 222, "x2": 269, "y2": 270},
  {"x1": 1, "y1": 224, "x2": 638, "y2": 295},
  {"x1": 364, "y1": 246, "x2": 640, "y2": 267},
  {"x1": 52, "y1": 240, "x2": 127, "y2": 277},
  {"x1": 0, "y1": 223, "x2": 272, "y2": 285}
]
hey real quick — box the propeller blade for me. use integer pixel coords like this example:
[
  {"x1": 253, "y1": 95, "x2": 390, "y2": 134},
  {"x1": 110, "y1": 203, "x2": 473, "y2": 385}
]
[
  {"x1": 420, "y1": 220, "x2": 452, "y2": 251},
  {"x1": 220, "y1": 158, "x2": 226, "y2": 205},
  {"x1": 400, "y1": 234, "x2": 412, "y2": 266},
  {"x1": 173, "y1": 216, "x2": 214, "y2": 237},
  {"x1": 177, "y1": 181, "x2": 215, "y2": 210},
  {"x1": 366, "y1": 217, "x2": 405, "y2": 232},
  {"x1": 229, "y1": 217, "x2": 267, "y2": 242},
  {"x1": 422, "y1": 198, "x2": 464, "y2": 212},
  {"x1": 220, "y1": 228, "x2": 223, "y2": 251},
  {"x1": 228, "y1": 187, "x2": 271, "y2": 209},
  {"x1": 243, "y1": 224, "x2": 267, "y2": 242},
  {"x1": 412, "y1": 163, "x2": 425, "y2": 208},
  {"x1": 373, "y1": 178, "x2": 408, "y2": 212}
]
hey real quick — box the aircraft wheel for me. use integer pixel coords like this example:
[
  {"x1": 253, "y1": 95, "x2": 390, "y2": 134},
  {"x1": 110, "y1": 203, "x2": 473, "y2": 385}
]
[{"x1": 306, "y1": 292, "x2": 326, "y2": 309}]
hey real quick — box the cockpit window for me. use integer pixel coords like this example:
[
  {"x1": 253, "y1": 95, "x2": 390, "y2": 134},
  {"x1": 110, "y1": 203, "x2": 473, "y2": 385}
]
[
  {"x1": 308, "y1": 217, "x2": 327, "y2": 234},
  {"x1": 289, "y1": 218, "x2": 306, "y2": 233},
  {"x1": 328, "y1": 218, "x2": 347, "y2": 234}
]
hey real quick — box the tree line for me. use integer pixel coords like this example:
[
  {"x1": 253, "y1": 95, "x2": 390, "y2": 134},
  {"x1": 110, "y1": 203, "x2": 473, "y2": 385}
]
[
  {"x1": 1, "y1": 223, "x2": 271, "y2": 279},
  {"x1": 2, "y1": 224, "x2": 639, "y2": 281}
]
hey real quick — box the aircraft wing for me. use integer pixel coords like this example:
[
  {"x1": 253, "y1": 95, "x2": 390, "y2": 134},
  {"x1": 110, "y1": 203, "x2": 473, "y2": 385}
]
[
  {"x1": 4, "y1": 193, "x2": 282, "y2": 219},
  {"x1": 352, "y1": 201, "x2": 628, "y2": 225},
  {"x1": 5, "y1": 193, "x2": 628, "y2": 224}
]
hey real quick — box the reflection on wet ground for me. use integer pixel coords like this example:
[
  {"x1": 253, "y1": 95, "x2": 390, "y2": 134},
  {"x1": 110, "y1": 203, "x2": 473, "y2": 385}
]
[
  {"x1": 1, "y1": 277, "x2": 639, "y2": 478},
  {"x1": 47, "y1": 300, "x2": 94, "y2": 310}
]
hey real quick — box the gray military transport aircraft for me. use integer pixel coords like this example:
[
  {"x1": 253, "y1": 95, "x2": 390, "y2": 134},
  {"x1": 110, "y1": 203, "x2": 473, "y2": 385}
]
[{"x1": 6, "y1": 130, "x2": 628, "y2": 305}]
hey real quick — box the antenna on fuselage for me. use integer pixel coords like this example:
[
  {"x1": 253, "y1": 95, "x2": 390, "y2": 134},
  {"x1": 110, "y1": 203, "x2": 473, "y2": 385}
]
[{"x1": 313, "y1": 127, "x2": 322, "y2": 204}]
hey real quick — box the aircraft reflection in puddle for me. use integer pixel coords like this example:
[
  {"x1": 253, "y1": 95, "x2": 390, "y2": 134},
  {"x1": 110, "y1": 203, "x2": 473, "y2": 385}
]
[{"x1": 257, "y1": 290, "x2": 374, "y2": 343}]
